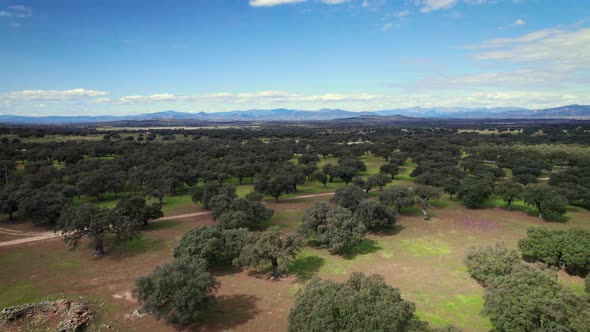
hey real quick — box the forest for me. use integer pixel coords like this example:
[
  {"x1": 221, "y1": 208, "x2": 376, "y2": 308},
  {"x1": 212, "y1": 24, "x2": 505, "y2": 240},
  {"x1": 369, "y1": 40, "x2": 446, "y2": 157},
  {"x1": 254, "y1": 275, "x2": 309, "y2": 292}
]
[{"x1": 0, "y1": 122, "x2": 589, "y2": 331}]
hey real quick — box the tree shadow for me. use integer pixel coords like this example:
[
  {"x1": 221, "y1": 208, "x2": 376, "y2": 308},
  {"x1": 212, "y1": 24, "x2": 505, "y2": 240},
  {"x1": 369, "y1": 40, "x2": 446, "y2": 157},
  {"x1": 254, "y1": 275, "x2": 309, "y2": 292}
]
[
  {"x1": 143, "y1": 220, "x2": 180, "y2": 232},
  {"x1": 343, "y1": 239, "x2": 381, "y2": 260},
  {"x1": 209, "y1": 263, "x2": 243, "y2": 277},
  {"x1": 399, "y1": 206, "x2": 422, "y2": 216},
  {"x1": 288, "y1": 255, "x2": 325, "y2": 282},
  {"x1": 105, "y1": 236, "x2": 164, "y2": 260},
  {"x1": 185, "y1": 294, "x2": 261, "y2": 331},
  {"x1": 371, "y1": 224, "x2": 406, "y2": 237}
]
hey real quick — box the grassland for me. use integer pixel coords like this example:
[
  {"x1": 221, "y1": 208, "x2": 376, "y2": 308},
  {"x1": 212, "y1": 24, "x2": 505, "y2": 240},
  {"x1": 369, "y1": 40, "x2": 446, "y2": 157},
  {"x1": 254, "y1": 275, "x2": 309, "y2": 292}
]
[{"x1": 1, "y1": 153, "x2": 588, "y2": 331}]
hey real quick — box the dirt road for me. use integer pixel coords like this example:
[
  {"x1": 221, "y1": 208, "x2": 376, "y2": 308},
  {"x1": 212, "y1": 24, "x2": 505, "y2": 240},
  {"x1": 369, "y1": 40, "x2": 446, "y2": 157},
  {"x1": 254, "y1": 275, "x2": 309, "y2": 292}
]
[{"x1": 0, "y1": 191, "x2": 336, "y2": 247}]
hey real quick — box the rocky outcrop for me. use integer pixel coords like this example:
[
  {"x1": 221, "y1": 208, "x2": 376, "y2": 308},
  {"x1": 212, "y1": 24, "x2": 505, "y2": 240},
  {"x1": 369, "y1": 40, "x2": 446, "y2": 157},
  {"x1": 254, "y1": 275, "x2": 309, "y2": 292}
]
[{"x1": 0, "y1": 299, "x2": 93, "y2": 332}]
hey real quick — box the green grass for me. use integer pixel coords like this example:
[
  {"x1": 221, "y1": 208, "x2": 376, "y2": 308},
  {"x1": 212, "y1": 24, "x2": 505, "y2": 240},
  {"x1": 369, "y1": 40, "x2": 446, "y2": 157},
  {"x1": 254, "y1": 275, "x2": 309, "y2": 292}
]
[
  {"x1": 359, "y1": 154, "x2": 384, "y2": 176},
  {"x1": 416, "y1": 293, "x2": 492, "y2": 330},
  {"x1": 317, "y1": 156, "x2": 338, "y2": 168},
  {"x1": 401, "y1": 238, "x2": 451, "y2": 256},
  {"x1": 73, "y1": 193, "x2": 121, "y2": 208},
  {"x1": 559, "y1": 278, "x2": 587, "y2": 296},
  {"x1": 111, "y1": 236, "x2": 164, "y2": 255},
  {"x1": 481, "y1": 195, "x2": 570, "y2": 222},
  {"x1": 271, "y1": 209, "x2": 303, "y2": 231},
  {"x1": 160, "y1": 194, "x2": 194, "y2": 211},
  {"x1": 289, "y1": 253, "x2": 326, "y2": 281},
  {"x1": 52, "y1": 257, "x2": 82, "y2": 271},
  {"x1": 396, "y1": 159, "x2": 416, "y2": 181},
  {"x1": 343, "y1": 239, "x2": 382, "y2": 260},
  {"x1": 0, "y1": 281, "x2": 43, "y2": 307}
]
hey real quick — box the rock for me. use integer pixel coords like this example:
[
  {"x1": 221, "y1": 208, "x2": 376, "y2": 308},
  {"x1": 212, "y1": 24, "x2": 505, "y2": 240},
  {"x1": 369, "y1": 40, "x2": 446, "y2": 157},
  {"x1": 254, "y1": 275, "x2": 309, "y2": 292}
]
[
  {"x1": 0, "y1": 299, "x2": 93, "y2": 332},
  {"x1": 131, "y1": 308, "x2": 146, "y2": 319}
]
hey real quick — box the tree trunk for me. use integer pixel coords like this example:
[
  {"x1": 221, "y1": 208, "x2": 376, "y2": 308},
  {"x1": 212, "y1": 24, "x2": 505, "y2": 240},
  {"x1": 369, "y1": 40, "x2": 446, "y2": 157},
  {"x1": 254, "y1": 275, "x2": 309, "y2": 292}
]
[
  {"x1": 271, "y1": 257, "x2": 280, "y2": 279},
  {"x1": 8, "y1": 212, "x2": 13, "y2": 221},
  {"x1": 94, "y1": 239, "x2": 104, "y2": 257}
]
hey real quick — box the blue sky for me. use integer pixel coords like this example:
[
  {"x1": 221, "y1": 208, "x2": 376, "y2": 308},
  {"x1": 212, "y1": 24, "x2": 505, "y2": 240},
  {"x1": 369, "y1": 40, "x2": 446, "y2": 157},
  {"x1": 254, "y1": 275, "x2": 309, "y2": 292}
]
[{"x1": 1, "y1": 0, "x2": 589, "y2": 116}]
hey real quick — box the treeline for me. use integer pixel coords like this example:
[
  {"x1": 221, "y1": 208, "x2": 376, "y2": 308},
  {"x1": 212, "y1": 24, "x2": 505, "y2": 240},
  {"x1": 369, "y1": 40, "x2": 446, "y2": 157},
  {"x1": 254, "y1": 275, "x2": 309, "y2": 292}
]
[{"x1": 2, "y1": 123, "x2": 590, "y2": 228}]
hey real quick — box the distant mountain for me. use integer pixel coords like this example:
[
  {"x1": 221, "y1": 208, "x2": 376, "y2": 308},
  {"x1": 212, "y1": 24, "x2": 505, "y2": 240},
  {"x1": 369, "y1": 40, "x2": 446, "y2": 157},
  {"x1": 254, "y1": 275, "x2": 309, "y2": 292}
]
[
  {"x1": 1, "y1": 105, "x2": 589, "y2": 124},
  {"x1": 498, "y1": 104, "x2": 590, "y2": 118}
]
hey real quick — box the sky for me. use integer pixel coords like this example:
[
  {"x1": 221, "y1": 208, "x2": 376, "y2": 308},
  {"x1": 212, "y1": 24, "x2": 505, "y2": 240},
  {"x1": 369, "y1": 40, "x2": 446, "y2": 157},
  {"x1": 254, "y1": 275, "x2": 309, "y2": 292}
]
[{"x1": 1, "y1": 0, "x2": 589, "y2": 116}]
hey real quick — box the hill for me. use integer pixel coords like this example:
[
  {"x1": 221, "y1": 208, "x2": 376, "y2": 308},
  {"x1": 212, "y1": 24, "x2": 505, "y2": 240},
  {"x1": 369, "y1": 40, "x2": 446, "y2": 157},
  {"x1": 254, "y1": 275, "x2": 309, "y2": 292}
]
[{"x1": 1, "y1": 105, "x2": 589, "y2": 124}]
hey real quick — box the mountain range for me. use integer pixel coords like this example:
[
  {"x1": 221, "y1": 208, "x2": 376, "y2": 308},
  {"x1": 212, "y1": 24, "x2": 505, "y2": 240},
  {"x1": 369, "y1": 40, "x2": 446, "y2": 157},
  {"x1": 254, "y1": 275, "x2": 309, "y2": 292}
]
[{"x1": 1, "y1": 104, "x2": 589, "y2": 124}]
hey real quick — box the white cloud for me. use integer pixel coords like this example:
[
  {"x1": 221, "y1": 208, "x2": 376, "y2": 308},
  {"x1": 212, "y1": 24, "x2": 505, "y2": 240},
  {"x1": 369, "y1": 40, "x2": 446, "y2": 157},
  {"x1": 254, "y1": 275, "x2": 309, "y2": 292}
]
[
  {"x1": 0, "y1": 5, "x2": 32, "y2": 18},
  {"x1": 381, "y1": 23, "x2": 393, "y2": 31},
  {"x1": 105, "y1": 90, "x2": 381, "y2": 106},
  {"x1": 415, "y1": 0, "x2": 492, "y2": 13},
  {"x1": 120, "y1": 93, "x2": 178, "y2": 104},
  {"x1": 321, "y1": 0, "x2": 349, "y2": 4},
  {"x1": 3, "y1": 89, "x2": 589, "y2": 114},
  {"x1": 1, "y1": 89, "x2": 110, "y2": 101},
  {"x1": 411, "y1": 25, "x2": 590, "y2": 91},
  {"x1": 472, "y1": 27, "x2": 590, "y2": 68},
  {"x1": 394, "y1": 10, "x2": 410, "y2": 18},
  {"x1": 416, "y1": 0, "x2": 457, "y2": 13},
  {"x1": 249, "y1": 0, "x2": 348, "y2": 6},
  {"x1": 514, "y1": 19, "x2": 525, "y2": 25},
  {"x1": 249, "y1": 0, "x2": 306, "y2": 7},
  {"x1": 92, "y1": 89, "x2": 590, "y2": 111},
  {"x1": 92, "y1": 98, "x2": 112, "y2": 104},
  {"x1": 467, "y1": 27, "x2": 562, "y2": 48},
  {"x1": 464, "y1": 0, "x2": 490, "y2": 4}
]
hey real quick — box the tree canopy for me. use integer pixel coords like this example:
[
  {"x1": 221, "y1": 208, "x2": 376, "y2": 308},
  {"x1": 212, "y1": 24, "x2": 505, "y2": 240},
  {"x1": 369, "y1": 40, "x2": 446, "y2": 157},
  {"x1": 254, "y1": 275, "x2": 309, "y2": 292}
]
[
  {"x1": 236, "y1": 226, "x2": 302, "y2": 278},
  {"x1": 331, "y1": 185, "x2": 365, "y2": 211},
  {"x1": 133, "y1": 258, "x2": 219, "y2": 326},
  {"x1": 173, "y1": 225, "x2": 251, "y2": 265},
  {"x1": 483, "y1": 266, "x2": 590, "y2": 331},
  {"x1": 288, "y1": 272, "x2": 430, "y2": 332},
  {"x1": 518, "y1": 227, "x2": 590, "y2": 274},
  {"x1": 379, "y1": 186, "x2": 414, "y2": 213},
  {"x1": 57, "y1": 204, "x2": 140, "y2": 256},
  {"x1": 464, "y1": 243, "x2": 520, "y2": 285}
]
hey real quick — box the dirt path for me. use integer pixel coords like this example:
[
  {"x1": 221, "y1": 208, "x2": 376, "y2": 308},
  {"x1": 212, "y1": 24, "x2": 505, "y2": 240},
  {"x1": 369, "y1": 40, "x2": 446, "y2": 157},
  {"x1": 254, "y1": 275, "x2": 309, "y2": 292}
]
[{"x1": 0, "y1": 192, "x2": 336, "y2": 247}]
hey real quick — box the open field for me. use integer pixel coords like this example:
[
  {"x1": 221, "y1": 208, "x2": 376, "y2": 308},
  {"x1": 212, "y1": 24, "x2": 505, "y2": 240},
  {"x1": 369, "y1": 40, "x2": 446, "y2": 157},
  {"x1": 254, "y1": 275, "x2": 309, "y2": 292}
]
[{"x1": 1, "y1": 189, "x2": 588, "y2": 331}]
